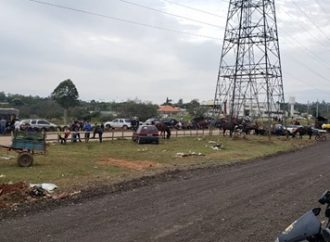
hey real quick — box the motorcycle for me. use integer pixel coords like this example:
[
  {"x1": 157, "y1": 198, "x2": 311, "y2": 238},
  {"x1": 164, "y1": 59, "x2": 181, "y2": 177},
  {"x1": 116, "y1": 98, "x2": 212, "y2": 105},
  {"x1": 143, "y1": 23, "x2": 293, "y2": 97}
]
[{"x1": 275, "y1": 191, "x2": 330, "y2": 242}]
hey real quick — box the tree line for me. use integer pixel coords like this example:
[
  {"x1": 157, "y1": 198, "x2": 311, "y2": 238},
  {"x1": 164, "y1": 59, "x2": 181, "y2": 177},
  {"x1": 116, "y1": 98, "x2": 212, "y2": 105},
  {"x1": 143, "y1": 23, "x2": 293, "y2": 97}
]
[
  {"x1": 0, "y1": 79, "x2": 329, "y2": 123},
  {"x1": 0, "y1": 79, "x2": 209, "y2": 123}
]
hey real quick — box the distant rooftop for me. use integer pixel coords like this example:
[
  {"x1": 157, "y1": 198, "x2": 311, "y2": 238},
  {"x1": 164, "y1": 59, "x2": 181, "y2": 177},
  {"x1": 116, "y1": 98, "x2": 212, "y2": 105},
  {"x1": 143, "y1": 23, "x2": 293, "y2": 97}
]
[{"x1": 158, "y1": 105, "x2": 181, "y2": 113}]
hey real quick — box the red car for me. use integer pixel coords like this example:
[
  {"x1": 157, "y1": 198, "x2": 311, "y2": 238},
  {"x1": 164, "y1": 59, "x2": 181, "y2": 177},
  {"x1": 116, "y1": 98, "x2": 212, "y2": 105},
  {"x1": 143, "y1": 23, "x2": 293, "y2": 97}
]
[{"x1": 132, "y1": 125, "x2": 159, "y2": 144}]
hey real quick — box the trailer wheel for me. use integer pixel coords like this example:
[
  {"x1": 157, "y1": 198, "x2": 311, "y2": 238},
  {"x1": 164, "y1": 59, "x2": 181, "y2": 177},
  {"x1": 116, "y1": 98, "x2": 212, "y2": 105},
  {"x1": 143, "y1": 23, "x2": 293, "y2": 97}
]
[{"x1": 17, "y1": 153, "x2": 33, "y2": 167}]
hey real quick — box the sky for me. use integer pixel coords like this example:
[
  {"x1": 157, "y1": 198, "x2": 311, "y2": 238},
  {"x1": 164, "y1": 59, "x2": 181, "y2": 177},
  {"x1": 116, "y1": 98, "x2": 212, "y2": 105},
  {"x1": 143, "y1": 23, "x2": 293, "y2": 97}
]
[{"x1": 1, "y1": 0, "x2": 330, "y2": 104}]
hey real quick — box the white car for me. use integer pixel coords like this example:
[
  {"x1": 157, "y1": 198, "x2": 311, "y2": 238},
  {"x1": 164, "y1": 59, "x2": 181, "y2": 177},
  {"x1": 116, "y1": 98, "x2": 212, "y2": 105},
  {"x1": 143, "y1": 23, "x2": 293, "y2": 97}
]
[
  {"x1": 284, "y1": 125, "x2": 303, "y2": 135},
  {"x1": 18, "y1": 119, "x2": 58, "y2": 131},
  {"x1": 104, "y1": 118, "x2": 132, "y2": 129}
]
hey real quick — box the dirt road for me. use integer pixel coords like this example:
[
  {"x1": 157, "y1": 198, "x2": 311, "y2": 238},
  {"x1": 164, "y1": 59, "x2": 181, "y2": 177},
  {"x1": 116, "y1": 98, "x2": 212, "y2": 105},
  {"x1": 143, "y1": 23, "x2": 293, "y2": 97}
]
[{"x1": 1, "y1": 141, "x2": 329, "y2": 242}]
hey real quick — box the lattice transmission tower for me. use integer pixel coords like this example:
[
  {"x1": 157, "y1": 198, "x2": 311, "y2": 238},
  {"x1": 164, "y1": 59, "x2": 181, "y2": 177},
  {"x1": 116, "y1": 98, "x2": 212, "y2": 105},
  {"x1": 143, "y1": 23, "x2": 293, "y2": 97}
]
[{"x1": 213, "y1": 0, "x2": 284, "y2": 119}]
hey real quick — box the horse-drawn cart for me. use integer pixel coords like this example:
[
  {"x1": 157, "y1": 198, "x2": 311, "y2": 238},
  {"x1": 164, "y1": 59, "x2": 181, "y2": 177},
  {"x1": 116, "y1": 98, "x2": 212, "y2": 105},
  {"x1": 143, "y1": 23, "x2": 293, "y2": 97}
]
[
  {"x1": 312, "y1": 127, "x2": 328, "y2": 142},
  {"x1": 0, "y1": 131, "x2": 46, "y2": 167}
]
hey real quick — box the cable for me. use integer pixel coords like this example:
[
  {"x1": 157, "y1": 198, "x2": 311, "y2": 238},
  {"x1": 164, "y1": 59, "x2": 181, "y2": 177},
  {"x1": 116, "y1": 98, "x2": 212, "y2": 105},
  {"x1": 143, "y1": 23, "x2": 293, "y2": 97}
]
[
  {"x1": 161, "y1": 0, "x2": 228, "y2": 19},
  {"x1": 277, "y1": 5, "x2": 330, "y2": 50},
  {"x1": 290, "y1": 1, "x2": 330, "y2": 42},
  {"x1": 281, "y1": 34, "x2": 330, "y2": 67},
  {"x1": 27, "y1": 0, "x2": 220, "y2": 40},
  {"x1": 313, "y1": 0, "x2": 328, "y2": 16},
  {"x1": 288, "y1": 55, "x2": 330, "y2": 84},
  {"x1": 117, "y1": 0, "x2": 222, "y2": 29},
  {"x1": 27, "y1": 0, "x2": 329, "y2": 84}
]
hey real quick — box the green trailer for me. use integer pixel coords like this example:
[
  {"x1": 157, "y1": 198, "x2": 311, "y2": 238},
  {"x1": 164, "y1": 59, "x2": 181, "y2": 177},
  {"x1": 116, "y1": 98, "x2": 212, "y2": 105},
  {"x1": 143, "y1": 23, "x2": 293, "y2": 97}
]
[{"x1": 0, "y1": 130, "x2": 46, "y2": 167}]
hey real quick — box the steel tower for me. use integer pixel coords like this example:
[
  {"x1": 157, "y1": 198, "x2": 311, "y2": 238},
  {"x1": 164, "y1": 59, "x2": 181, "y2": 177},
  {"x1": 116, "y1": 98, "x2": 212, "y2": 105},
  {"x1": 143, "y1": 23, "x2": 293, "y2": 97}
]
[{"x1": 214, "y1": 0, "x2": 284, "y2": 119}]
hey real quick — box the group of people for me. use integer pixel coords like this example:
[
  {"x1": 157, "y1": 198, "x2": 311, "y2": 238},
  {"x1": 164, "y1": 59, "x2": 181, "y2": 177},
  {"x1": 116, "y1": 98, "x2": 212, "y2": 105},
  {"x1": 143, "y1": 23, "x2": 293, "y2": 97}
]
[
  {"x1": 0, "y1": 117, "x2": 17, "y2": 135},
  {"x1": 57, "y1": 121, "x2": 105, "y2": 144}
]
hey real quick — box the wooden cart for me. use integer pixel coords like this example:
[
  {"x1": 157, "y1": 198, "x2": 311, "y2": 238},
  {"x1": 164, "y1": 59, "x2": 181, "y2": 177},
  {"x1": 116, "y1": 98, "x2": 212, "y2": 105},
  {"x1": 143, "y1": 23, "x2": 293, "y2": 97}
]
[{"x1": 0, "y1": 131, "x2": 46, "y2": 167}]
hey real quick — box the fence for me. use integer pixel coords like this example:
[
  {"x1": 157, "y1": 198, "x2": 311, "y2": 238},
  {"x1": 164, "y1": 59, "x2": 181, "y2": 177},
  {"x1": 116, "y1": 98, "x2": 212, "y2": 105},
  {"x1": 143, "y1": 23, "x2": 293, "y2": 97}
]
[{"x1": 46, "y1": 128, "x2": 222, "y2": 143}]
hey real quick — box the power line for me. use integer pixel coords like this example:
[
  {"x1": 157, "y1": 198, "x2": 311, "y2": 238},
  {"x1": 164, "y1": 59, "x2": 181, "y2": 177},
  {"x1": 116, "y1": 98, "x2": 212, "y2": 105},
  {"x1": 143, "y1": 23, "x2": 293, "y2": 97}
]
[
  {"x1": 277, "y1": 5, "x2": 330, "y2": 50},
  {"x1": 118, "y1": 0, "x2": 222, "y2": 29},
  {"x1": 281, "y1": 34, "x2": 330, "y2": 67},
  {"x1": 288, "y1": 54, "x2": 330, "y2": 85},
  {"x1": 313, "y1": 0, "x2": 328, "y2": 16},
  {"x1": 27, "y1": 0, "x2": 220, "y2": 40},
  {"x1": 161, "y1": 0, "x2": 227, "y2": 19},
  {"x1": 275, "y1": 1, "x2": 330, "y2": 85},
  {"x1": 290, "y1": 1, "x2": 330, "y2": 42}
]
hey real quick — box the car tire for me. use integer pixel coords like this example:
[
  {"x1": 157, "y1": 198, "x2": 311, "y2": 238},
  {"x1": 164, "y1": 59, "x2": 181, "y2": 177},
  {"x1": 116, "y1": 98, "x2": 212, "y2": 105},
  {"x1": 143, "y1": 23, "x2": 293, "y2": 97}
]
[
  {"x1": 123, "y1": 125, "x2": 128, "y2": 130},
  {"x1": 106, "y1": 124, "x2": 111, "y2": 129}
]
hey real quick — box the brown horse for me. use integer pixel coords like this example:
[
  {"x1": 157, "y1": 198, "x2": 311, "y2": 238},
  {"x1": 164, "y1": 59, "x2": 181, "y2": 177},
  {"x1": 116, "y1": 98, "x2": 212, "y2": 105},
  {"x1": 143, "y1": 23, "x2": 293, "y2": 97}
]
[
  {"x1": 155, "y1": 122, "x2": 171, "y2": 139},
  {"x1": 215, "y1": 118, "x2": 240, "y2": 137}
]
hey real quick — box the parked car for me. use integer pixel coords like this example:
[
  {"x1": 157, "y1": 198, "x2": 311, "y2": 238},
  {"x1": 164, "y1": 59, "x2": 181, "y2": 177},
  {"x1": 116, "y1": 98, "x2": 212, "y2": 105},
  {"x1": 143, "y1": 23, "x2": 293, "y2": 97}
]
[
  {"x1": 272, "y1": 123, "x2": 287, "y2": 136},
  {"x1": 104, "y1": 118, "x2": 132, "y2": 129},
  {"x1": 322, "y1": 123, "x2": 330, "y2": 131},
  {"x1": 161, "y1": 118, "x2": 178, "y2": 128},
  {"x1": 143, "y1": 118, "x2": 159, "y2": 125},
  {"x1": 132, "y1": 125, "x2": 159, "y2": 144},
  {"x1": 17, "y1": 119, "x2": 58, "y2": 131},
  {"x1": 311, "y1": 126, "x2": 327, "y2": 135},
  {"x1": 284, "y1": 125, "x2": 303, "y2": 135}
]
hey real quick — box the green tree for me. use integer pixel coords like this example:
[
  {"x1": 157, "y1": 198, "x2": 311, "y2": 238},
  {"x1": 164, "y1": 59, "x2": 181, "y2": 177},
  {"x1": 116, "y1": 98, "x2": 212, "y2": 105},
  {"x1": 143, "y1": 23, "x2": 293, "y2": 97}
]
[
  {"x1": 51, "y1": 79, "x2": 79, "y2": 123},
  {"x1": 186, "y1": 99, "x2": 200, "y2": 115},
  {"x1": 115, "y1": 101, "x2": 158, "y2": 121},
  {"x1": 176, "y1": 98, "x2": 184, "y2": 108},
  {"x1": 0, "y1": 92, "x2": 6, "y2": 102}
]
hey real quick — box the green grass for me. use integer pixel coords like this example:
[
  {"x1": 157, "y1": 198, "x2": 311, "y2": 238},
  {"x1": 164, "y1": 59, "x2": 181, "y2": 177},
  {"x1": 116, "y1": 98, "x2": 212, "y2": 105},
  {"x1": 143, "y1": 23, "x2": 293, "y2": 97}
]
[{"x1": 0, "y1": 136, "x2": 314, "y2": 191}]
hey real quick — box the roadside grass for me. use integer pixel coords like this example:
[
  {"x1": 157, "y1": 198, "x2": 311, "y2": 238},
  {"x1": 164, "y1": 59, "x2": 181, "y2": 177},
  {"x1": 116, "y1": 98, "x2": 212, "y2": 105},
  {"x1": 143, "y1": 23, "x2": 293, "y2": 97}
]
[{"x1": 0, "y1": 135, "x2": 314, "y2": 191}]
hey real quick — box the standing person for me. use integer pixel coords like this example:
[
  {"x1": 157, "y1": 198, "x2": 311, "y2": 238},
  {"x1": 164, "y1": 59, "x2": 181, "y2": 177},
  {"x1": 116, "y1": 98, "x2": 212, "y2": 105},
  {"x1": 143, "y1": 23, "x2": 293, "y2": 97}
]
[
  {"x1": 83, "y1": 121, "x2": 92, "y2": 143},
  {"x1": 74, "y1": 121, "x2": 82, "y2": 142},
  {"x1": 57, "y1": 127, "x2": 71, "y2": 144},
  {"x1": 0, "y1": 118, "x2": 6, "y2": 135},
  {"x1": 93, "y1": 123, "x2": 104, "y2": 143},
  {"x1": 71, "y1": 121, "x2": 77, "y2": 142}
]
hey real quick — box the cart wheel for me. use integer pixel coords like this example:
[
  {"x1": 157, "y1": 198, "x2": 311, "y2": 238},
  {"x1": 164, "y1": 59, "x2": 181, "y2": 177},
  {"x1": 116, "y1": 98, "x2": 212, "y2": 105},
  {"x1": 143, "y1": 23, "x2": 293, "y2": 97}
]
[
  {"x1": 17, "y1": 153, "x2": 33, "y2": 167},
  {"x1": 321, "y1": 135, "x2": 327, "y2": 141}
]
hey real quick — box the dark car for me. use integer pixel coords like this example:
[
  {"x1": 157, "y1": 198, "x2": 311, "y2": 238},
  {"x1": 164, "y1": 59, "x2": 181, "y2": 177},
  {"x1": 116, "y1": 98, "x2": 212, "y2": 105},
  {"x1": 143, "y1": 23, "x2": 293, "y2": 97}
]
[
  {"x1": 132, "y1": 125, "x2": 159, "y2": 144},
  {"x1": 161, "y1": 118, "x2": 178, "y2": 128},
  {"x1": 272, "y1": 123, "x2": 287, "y2": 136}
]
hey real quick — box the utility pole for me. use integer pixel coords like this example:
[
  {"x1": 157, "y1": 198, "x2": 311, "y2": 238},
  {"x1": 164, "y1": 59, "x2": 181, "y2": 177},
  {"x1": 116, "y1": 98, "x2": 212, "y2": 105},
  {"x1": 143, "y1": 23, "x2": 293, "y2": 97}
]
[{"x1": 213, "y1": 0, "x2": 285, "y2": 133}]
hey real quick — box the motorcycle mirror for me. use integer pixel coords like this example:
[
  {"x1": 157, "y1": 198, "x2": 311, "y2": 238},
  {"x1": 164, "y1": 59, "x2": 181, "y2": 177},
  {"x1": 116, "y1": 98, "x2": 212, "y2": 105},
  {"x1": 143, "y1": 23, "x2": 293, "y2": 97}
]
[
  {"x1": 312, "y1": 208, "x2": 321, "y2": 216},
  {"x1": 319, "y1": 191, "x2": 330, "y2": 205}
]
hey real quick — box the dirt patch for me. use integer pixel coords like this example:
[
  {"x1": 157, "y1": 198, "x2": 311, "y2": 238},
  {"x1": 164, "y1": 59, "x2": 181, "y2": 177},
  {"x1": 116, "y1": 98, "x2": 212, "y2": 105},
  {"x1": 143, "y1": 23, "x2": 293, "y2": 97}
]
[
  {"x1": 0, "y1": 182, "x2": 30, "y2": 208},
  {"x1": 98, "y1": 158, "x2": 162, "y2": 170}
]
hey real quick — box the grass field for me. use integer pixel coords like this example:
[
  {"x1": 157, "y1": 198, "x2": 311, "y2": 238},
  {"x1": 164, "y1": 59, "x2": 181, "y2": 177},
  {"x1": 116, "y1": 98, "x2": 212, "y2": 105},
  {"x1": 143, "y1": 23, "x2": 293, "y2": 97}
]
[{"x1": 0, "y1": 135, "x2": 314, "y2": 191}]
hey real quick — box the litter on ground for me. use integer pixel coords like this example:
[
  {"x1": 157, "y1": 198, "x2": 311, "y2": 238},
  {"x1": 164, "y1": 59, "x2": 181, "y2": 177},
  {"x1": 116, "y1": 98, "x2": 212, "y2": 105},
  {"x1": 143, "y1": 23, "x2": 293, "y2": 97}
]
[
  {"x1": 0, "y1": 182, "x2": 80, "y2": 208},
  {"x1": 176, "y1": 152, "x2": 205, "y2": 158},
  {"x1": 0, "y1": 155, "x2": 14, "y2": 160},
  {"x1": 208, "y1": 141, "x2": 217, "y2": 144},
  {"x1": 30, "y1": 183, "x2": 58, "y2": 193}
]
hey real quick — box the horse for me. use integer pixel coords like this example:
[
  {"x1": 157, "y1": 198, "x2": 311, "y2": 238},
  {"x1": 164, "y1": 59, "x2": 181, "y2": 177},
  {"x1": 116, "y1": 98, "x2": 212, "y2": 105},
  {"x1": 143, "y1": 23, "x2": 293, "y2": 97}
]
[
  {"x1": 215, "y1": 118, "x2": 240, "y2": 137},
  {"x1": 237, "y1": 122, "x2": 259, "y2": 136},
  {"x1": 191, "y1": 117, "x2": 210, "y2": 130},
  {"x1": 291, "y1": 126, "x2": 313, "y2": 139},
  {"x1": 155, "y1": 122, "x2": 171, "y2": 139}
]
